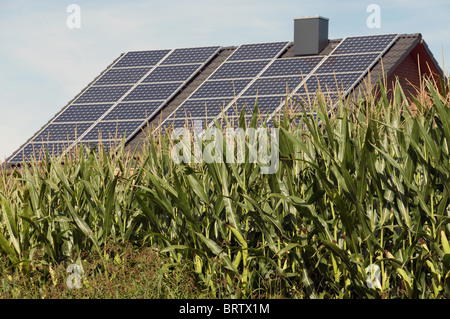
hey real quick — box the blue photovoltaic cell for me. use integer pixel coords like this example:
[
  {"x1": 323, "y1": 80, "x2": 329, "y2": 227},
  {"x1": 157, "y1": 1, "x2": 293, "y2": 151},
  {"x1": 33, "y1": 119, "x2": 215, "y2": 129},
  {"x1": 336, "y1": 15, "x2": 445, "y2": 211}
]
[
  {"x1": 33, "y1": 122, "x2": 93, "y2": 142},
  {"x1": 244, "y1": 76, "x2": 303, "y2": 96},
  {"x1": 94, "y1": 67, "x2": 152, "y2": 85},
  {"x1": 113, "y1": 50, "x2": 170, "y2": 68},
  {"x1": 9, "y1": 142, "x2": 74, "y2": 163},
  {"x1": 209, "y1": 60, "x2": 270, "y2": 80},
  {"x1": 298, "y1": 73, "x2": 362, "y2": 94},
  {"x1": 332, "y1": 34, "x2": 397, "y2": 55},
  {"x1": 159, "y1": 118, "x2": 203, "y2": 136},
  {"x1": 142, "y1": 64, "x2": 201, "y2": 83},
  {"x1": 54, "y1": 104, "x2": 113, "y2": 122},
  {"x1": 81, "y1": 120, "x2": 144, "y2": 141},
  {"x1": 315, "y1": 53, "x2": 380, "y2": 74},
  {"x1": 73, "y1": 85, "x2": 133, "y2": 103},
  {"x1": 161, "y1": 46, "x2": 220, "y2": 65},
  {"x1": 171, "y1": 98, "x2": 233, "y2": 119},
  {"x1": 124, "y1": 82, "x2": 182, "y2": 101},
  {"x1": 229, "y1": 96, "x2": 286, "y2": 116},
  {"x1": 261, "y1": 57, "x2": 324, "y2": 77},
  {"x1": 190, "y1": 79, "x2": 252, "y2": 99},
  {"x1": 227, "y1": 42, "x2": 289, "y2": 61},
  {"x1": 211, "y1": 116, "x2": 260, "y2": 130},
  {"x1": 103, "y1": 101, "x2": 162, "y2": 121}
]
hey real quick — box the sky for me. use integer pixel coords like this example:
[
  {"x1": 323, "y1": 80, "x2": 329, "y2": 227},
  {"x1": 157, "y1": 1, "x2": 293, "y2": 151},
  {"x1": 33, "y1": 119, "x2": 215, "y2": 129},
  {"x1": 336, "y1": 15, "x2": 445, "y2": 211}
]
[{"x1": 1, "y1": 0, "x2": 449, "y2": 162}]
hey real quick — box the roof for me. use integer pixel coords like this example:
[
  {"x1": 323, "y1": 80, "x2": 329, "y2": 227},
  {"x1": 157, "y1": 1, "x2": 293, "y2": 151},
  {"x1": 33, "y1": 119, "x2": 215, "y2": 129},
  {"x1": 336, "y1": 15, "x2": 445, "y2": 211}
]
[{"x1": 5, "y1": 33, "x2": 444, "y2": 166}]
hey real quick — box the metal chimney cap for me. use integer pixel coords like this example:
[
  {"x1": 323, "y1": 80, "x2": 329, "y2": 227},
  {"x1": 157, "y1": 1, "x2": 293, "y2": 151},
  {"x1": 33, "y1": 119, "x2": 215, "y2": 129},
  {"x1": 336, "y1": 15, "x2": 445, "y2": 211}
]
[{"x1": 294, "y1": 15, "x2": 329, "y2": 21}]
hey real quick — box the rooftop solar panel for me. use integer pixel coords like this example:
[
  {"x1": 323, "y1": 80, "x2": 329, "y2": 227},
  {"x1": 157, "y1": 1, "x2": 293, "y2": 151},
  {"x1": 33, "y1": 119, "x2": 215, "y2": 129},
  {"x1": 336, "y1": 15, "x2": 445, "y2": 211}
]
[
  {"x1": 170, "y1": 98, "x2": 233, "y2": 119},
  {"x1": 53, "y1": 104, "x2": 113, "y2": 122},
  {"x1": 260, "y1": 34, "x2": 398, "y2": 124},
  {"x1": 153, "y1": 42, "x2": 290, "y2": 133},
  {"x1": 243, "y1": 76, "x2": 304, "y2": 96},
  {"x1": 81, "y1": 120, "x2": 145, "y2": 141},
  {"x1": 94, "y1": 67, "x2": 152, "y2": 85},
  {"x1": 298, "y1": 72, "x2": 362, "y2": 94},
  {"x1": 209, "y1": 60, "x2": 270, "y2": 80},
  {"x1": 231, "y1": 96, "x2": 286, "y2": 116},
  {"x1": 142, "y1": 64, "x2": 202, "y2": 83},
  {"x1": 315, "y1": 53, "x2": 380, "y2": 74},
  {"x1": 9, "y1": 33, "x2": 403, "y2": 164},
  {"x1": 33, "y1": 122, "x2": 93, "y2": 142},
  {"x1": 261, "y1": 57, "x2": 324, "y2": 77},
  {"x1": 113, "y1": 50, "x2": 171, "y2": 68},
  {"x1": 332, "y1": 34, "x2": 398, "y2": 55},
  {"x1": 9, "y1": 142, "x2": 74, "y2": 163},
  {"x1": 227, "y1": 42, "x2": 290, "y2": 61},
  {"x1": 102, "y1": 101, "x2": 163, "y2": 121},
  {"x1": 9, "y1": 46, "x2": 221, "y2": 163},
  {"x1": 161, "y1": 46, "x2": 220, "y2": 65},
  {"x1": 123, "y1": 82, "x2": 183, "y2": 101},
  {"x1": 159, "y1": 117, "x2": 204, "y2": 136},
  {"x1": 189, "y1": 79, "x2": 252, "y2": 99},
  {"x1": 73, "y1": 85, "x2": 133, "y2": 104}
]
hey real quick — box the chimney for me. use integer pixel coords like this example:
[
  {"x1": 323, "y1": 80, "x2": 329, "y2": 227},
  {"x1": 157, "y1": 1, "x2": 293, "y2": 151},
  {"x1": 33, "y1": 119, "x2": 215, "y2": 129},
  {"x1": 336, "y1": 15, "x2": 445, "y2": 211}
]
[{"x1": 294, "y1": 15, "x2": 329, "y2": 56}]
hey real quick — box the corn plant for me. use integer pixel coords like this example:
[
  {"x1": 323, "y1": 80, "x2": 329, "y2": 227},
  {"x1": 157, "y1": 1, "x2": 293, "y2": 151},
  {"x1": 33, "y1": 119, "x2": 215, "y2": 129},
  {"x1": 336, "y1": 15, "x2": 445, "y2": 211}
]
[{"x1": 0, "y1": 77, "x2": 449, "y2": 298}]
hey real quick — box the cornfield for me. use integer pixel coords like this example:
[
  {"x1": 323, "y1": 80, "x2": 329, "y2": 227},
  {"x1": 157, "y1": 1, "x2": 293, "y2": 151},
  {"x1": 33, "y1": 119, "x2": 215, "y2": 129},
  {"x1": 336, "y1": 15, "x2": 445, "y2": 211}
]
[{"x1": 1, "y1": 78, "x2": 450, "y2": 298}]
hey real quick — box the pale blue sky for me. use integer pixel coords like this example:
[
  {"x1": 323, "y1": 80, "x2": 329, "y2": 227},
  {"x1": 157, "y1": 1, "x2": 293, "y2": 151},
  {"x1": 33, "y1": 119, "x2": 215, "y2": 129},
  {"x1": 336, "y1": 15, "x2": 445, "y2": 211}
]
[{"x1": 1, "y1": 0, "x2": 449, "y2": 161}]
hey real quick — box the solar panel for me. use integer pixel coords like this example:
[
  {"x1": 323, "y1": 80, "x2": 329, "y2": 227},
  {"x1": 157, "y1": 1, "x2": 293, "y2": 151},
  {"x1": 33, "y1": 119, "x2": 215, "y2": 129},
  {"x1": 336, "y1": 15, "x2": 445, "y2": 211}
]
[
  {"x1": 169, "y1": 98, "x2": 233, "y2": 119},
  {"x1": 9, "y1": 34, "x2": 402, "y2": 164},
  {"x1": 315, "y1": 53, "x2": 380, "y2": 74},
  {"x1": 161, "y1": 46, "x2": 221, "y2": 65},
  {"x1": 9, "y1": 142, "x2": 74, "y2": 163},
  {"x1": 73, "y1": 85, "x2": 133, "y2": 104},
  {"x1": 264, "y1": 33, "x2": 399, "y2": 121},
  {"x1": 94, "y1": 67, "x2": 152, "y2": 85},
  {"x1": 53, "y1": 104, "x2": 113, "y2": 122},
  {"x1": 80, "y1": 120, "x2": 145, "y2": 141},
  {"x1": 102, "y1": 101, "x2": 163, "y2": 121},
  {"x1": 261, "y1": 57, "x2": 324, "y2": 77},
  {"x1": 331, "y1": 34, "x2": 398, "y2": 55},
  {"x1": 189, "y1": 79, "x2": 252, "y2": 99},
  {"x1": 159, "y1": 118, "x2": 204, "y2": 136},
  {"x1": 9, "y1": 45, "x2": 221, "y2": 163},
  {"x1": 33, "y1": 122, "x2": 93, "y2": 142},
  {"x1": 231, "y1": 96, "x2": 286, "y2": 116},
  {"x1": 244, "y1": 76, "x2": 303, "y2": 96},
  {"x1": 154, "y1": 42, "x2": 290, "y2": 133},
  {"x1": 142, "y1": 64, "x2": 202, "y2": 83},
  {"x1": 113, "y1": 50, "x2": 170, "y2": 68},
  {"x1": 123, "y1": 82, "x2": 183, "y2": 101},
  {"x1": 209, "y1": 60, "x2": 270, "y2": 79},
  {"x1": 298, "y1": 73, "x2": 362, "y2": 94},
  {"x1": 227, "y1": 42, "x2": 290, "y2": 61}
]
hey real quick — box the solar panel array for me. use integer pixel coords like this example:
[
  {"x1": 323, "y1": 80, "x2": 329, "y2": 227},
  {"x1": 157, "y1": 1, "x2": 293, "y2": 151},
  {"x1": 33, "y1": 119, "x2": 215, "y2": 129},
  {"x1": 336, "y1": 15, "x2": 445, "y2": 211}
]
[
  {"x1": 158, "y1": 42, "x2": 291, "y2": 133},
  {"x1": 9, "y1": 46, "x2": 221, "y2": 163},
  {"x1": 158, "y1": 34, "x2": 398, "y2": 133},
  {"x1": 10, "y1": 34, "x2": 399, "y2": 163}
]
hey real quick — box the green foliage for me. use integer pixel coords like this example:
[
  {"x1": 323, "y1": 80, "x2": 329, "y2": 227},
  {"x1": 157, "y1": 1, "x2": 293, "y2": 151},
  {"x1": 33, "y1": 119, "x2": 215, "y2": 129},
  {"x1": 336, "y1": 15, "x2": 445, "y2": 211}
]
[{"x1": 1, "y1": 78, "x2": 450, "y2": 298}]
